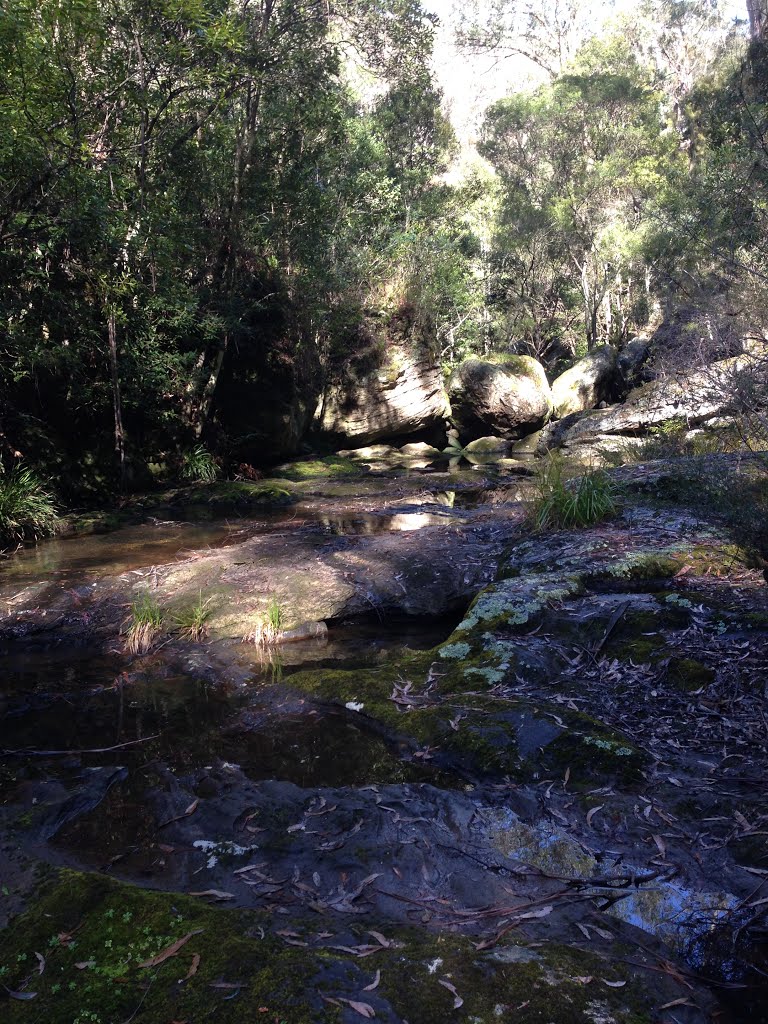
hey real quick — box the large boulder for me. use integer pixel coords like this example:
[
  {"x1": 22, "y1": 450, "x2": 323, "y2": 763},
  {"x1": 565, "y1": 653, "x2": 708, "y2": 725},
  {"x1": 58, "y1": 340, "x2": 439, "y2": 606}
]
[
  {"x1": 315, "y1": 306, "x2": 450, "y2": 446},
  {"x1": 551, "y1": 344, "x2": 617, "y2": 418},
  {"x1": 617, "y1": 336, "x2": 652, "y2": 391},
  {"x1": 449, "y1": 355, "x2": 553, "y2": 440}
]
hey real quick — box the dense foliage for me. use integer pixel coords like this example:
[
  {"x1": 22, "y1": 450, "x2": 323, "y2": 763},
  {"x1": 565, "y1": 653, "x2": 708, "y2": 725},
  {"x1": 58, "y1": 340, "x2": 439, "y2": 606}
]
[
  {"x1": 1, "y1": 0, "x2": 766, "y2": 507},
  {"x1": 0, "y1": 0, "x2": 461, "y2": 494}
]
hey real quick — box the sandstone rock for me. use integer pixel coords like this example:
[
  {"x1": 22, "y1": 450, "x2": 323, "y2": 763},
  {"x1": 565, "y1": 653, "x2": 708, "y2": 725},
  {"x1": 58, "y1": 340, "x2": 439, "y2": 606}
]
[
  {"x1": 551, "y1": 345, "x2": 617, "y2": 418},
  {"x1": 617, "y1": 336, "x2": 652, "y2": 390},
  {"x1": 463, "y1": 436, "x2": 510, "y2": 454},
  {"x1": 315, "y1": 308, "x2": 450, "y2": 446},
  {"x1": 398, "y1": 442, "x2": 443, "y2": 459},
  {"x1": 547, "y1": 352, "x2": 766, "y2": 459},
  {"x1": 449, "y1": 356, "x2": 552, "y2": 440}
]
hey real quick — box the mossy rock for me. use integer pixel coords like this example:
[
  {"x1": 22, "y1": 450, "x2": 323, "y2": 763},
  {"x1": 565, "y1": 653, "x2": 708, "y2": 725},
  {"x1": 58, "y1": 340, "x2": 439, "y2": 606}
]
[
  {"x1": 667, "y1": 657, "x2": 715, "y2": 692},
  {"x1": 0, "y1": 870, "x2": 659, "y2": 1024},
  {"x1": 272, "y1": 456, "x2": 363, "y2": 481},
  {"x1": 0, "y1": 872, "x2": 329, "y2": 1023}
]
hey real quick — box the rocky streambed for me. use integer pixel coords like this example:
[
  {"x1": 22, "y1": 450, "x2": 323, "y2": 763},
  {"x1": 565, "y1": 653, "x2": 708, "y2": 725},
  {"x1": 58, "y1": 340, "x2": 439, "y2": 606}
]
[{"x1": 1, "y1": 452, "x2": 767, "y2": 1024}]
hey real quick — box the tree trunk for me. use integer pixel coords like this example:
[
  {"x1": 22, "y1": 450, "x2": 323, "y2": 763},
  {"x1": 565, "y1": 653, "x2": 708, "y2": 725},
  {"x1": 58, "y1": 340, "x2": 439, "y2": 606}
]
[
  {"x1": 107, "y1": 308, "x2": 127, "y2": 488},
  {"x1": 747, "y1": 0, "x2": 768, "y2": 38}
]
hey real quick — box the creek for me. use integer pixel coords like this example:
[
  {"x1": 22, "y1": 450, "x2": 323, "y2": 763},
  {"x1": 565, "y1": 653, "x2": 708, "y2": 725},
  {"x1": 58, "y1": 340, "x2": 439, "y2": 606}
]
[{"x1": 1, "y1": 454, "x2": 767, "y2": 1024}]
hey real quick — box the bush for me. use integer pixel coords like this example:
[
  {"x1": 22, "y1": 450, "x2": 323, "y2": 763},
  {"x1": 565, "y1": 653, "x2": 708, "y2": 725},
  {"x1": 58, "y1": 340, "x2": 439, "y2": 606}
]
[
  {"x1": 125, "y1": 593, "x2": 163, "y2": 654},
  {"x1": 180, "y1": 445, "x2": 219, "y2": 483},
  {"x1": 529, "y1": 457, "x2": 618, "y2": 531},
  {"x1": 244, "y1": 596, "x2": 283, "y2": 647},
  {"x1": 172, "y1": 591, "x2": 213, "y2": 641},
  {"x1": 0, "y1": 464, "x2": 58, "y2": 546}
]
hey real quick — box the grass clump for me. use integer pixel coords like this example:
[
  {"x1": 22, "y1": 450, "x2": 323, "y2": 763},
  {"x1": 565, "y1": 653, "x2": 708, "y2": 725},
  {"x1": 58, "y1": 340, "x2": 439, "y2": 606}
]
[
  {"x1": 180, "y1": 444, "x2": 219, "y2": 483},
  {"x1": 125, "y1": 592, "x2": 163, "y2": 653},
  {"x1": 245, "y1": 596, "x2": 283, "y2": 647},
  {"x1": 529, "y1": 456, "x2": 617, "y2": 531},
  {"x1": 172, "y1": 591, "x2": 213, "y2": 641},
  {"x1": 0, "y1": 464, "x2": 58, "y2": 546}
]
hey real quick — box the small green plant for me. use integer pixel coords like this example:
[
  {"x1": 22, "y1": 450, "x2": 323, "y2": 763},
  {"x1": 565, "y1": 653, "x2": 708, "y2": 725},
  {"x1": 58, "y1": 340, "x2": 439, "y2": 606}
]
[
  {"x1": 0, "y1": 464, "x2": 58, "y2": 546},
  {"x1": 124, "y1": 593, "x2": 163, "y2": 654},
  {"x1": 172, "y1": 591, "x2": 213, "y2": 641},
  {"x1": 529, "y1": 456, "x2": 618, "y2": 531},
  {"x1": 180, "y1": 444, "x2": 219, "y2": 483},
  {"x1": 245, "y1": 596, "x2": 283, "y2": 646}
]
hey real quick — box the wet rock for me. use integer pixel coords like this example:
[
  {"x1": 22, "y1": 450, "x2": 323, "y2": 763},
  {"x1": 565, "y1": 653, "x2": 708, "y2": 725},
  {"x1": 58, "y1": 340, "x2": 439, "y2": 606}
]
[
  {"x1": 449, "y1": 355, "x2": 553, "y2": 441},
  {"x1": 463, "y1": 435, "x2": 511, "y2": 454},
  {"x1": 551, "y1": 344, "x2": 618, "y2": 417}
]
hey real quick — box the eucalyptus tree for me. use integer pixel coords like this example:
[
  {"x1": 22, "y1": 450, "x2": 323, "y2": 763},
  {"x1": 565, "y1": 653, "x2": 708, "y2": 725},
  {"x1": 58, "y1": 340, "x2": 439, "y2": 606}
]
[{"x1": 480, "y1": 36, "x2": 682, "y2": 357}]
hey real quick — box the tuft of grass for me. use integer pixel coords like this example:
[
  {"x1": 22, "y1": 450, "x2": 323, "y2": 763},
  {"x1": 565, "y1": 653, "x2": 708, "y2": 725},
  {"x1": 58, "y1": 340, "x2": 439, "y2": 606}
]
[
  {"x1": 244, "y1": 596, "x2": 283, "y2": 647},
  {"x1": 180, "y1": 444, "x2": 219, "y2": 483},
  {"x1": 529, "y1": 456, "x2": 618, "y2": 531},
  {"x1": 172, "y1": 591, "x2": 213, "y2": 641},
  {"x1": 124, "y1": 593, "x2": 163, "y2": 654},
  {"x1": 0, "y1": 464, "x2": 58, "y2": 546}
]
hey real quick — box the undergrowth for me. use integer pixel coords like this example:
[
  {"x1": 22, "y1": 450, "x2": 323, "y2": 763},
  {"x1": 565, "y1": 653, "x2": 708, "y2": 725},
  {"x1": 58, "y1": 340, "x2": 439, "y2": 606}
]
[
  {"x1": 125, "y1": 593, "x2": 163, "y2": 654},
  {"x1": 172, "y1": 591, "x2": 212, "y2": 641},
  {"x1": 0, "y1": 464, "x2": 58, "y2": 546},
  {"x1": 245, "y1": 596, "x2": 283, "y2": 646},
  {"x1": 529, "y1": 456, "x2": 618, "y2": 531},
  {"x1": 180, "y1": 445, "x2": 219, "y2": 483}
]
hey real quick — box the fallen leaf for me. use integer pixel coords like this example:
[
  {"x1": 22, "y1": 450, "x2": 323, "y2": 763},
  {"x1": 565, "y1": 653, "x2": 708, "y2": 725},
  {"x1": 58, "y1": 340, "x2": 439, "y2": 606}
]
[
  {"x1": 209, "y1": 981, "x2": 241, "y2": 989},
  {"x1": 659, "y1": 997, "x2": 695, "y2": 1010},
  {"x1": 652, "y1": 834, "x2": 667, "y2": 859},
  {"x1": 138, "y1": 930, "x2": 204, "y2": 968},
  {"x1": 6, "y1": 990, "x2": 37, "y2": 1000},
  {"x1": 516, "y1": 905, "x2": 553, "y2": 921},
  {"x1": 184, "y1": 953, "x2": 201, "y2": 980},
  {"x1": 34, "y1": 952, "x2": 45, "y2": 974},
  {"x1": 188, "y1": 890, "x2": 235, "y2": 901},
  {"x1": 438, "y1": 978, "x2": 464, "y2": 1009},
  {"x1": 75, "y1": 961, "x2": 96, "y2": 970},
  {"x1": 159, "y1": 799, "x2": 200, "y2": 828},
  {"x1": 363, "y1": 970, "x2": 381, "y2": 992},
  {"x1": 603, "y1": 979, "x2": 626, "y2": 988},
  {"x1": 341, "y1": 998, "x2": 376, "y2": 1018},
  {"x1": 368, "y1": 931, "x2": 391, "y2": 948},
  {"x1": 667, "y1": 776, "x2": 683, "y2": 788},
  {"x1": 586, "y1": 805, "x2": 604, "y2": 828}
]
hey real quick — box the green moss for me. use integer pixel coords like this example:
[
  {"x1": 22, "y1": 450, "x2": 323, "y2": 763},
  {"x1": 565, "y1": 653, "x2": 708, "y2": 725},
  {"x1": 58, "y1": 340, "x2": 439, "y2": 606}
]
[
  {"x1": 0, "y1": 871, "x2": 656, "y2": 1024},
  {"x1": 275, "y1": 456, "x2": 361, "y2": 481},
  {"x1": 0, "y1": 871, "x2": 331, "y2": 1024},
  {"x1": 667, "y1": 657, "x2": 715, "y2": 692},
  {"x1": 543, "y1": 727, "x2": 645, "y2": 785}
]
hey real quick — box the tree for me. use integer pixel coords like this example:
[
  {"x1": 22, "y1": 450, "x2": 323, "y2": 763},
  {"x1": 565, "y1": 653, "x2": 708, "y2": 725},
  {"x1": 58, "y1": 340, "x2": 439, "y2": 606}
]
[{"x1": 480, "y1": 36, "x2": 681, "y2": 357}]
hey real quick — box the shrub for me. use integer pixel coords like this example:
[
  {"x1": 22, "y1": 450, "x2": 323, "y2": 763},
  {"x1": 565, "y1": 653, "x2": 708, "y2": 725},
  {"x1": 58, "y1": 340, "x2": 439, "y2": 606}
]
[
  {"x1": 0, "y1": 465, "x2": 58, "y2": 546},
  {"x1": 529, "y1": 456, "x2": 618, "y2": 531},
  {"x1": 172, "y1": 591, "x2": 213, "y2": 641},
  {"x1": 125, "y1": 593, "x2": 163, "y2": 654},
  {"x1": 245, "y1": 597, "x2": 283, "y2": 647},
  {"x1": 180, "y1": 445, "x2": 219, "y2": 483}
]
